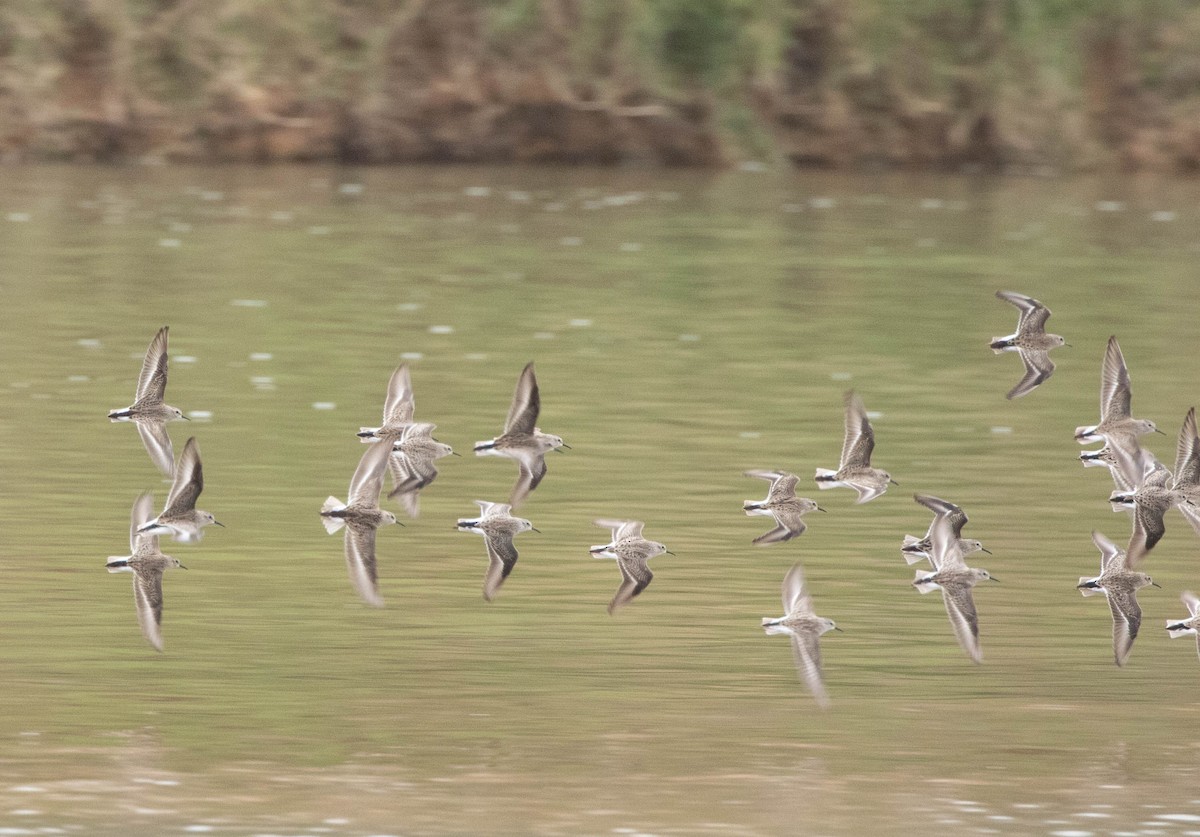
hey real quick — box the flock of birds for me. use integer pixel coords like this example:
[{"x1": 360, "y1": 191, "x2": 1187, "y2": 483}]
[{"x1": 101, "y1": 291, "x2": 1200, "y2": 708}]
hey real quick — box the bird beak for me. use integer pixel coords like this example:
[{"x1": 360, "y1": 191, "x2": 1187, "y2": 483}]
[
  {"x1": 989, "y1": 576, "x2": 1000, "y2": 583},
  {"x1": 213, "y1": 520, "x2": 225, "y2": 528},
  {"x1": 889, "y1": 478, "x2": 900, "y2": 486},
  {"x1": 1152, "y1": 581, "x2": 1163, "y2": 588},
  {"x1": 1064, "y1": 343, "x2": 1073, "y2": 348},
  {"x1": 531, "y1": 527, "x2": 542, "y2": 533},
  {"x1": 816, "y1": 506, "x2": 827, "y2": 512},
  {"x1": 450, "y1": 451, "x2": 462, "y2": 456},
  {"x1": 832, "y1": 626, "x2": 844, "y2": 632},
  {"x1": 179, "y1": 564, "x2": 188, "y2": 570},
  {"x1": 665, "y1": 550, "x2": 676, "y2": 556},
  {"x1": 1155, "y1": 428, "x2": 1167, "y2": 435},
  {"x1": 180, "y1": 415, "x2": 191, "y2": 421},
  {"x1": 560, "y1": 443, "x2": 571, "y2": 450},
  {"x1": 980, "y1": 547, "x2": 993, "y2": 554}
]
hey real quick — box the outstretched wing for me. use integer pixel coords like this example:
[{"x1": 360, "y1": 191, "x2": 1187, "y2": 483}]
[
  {"x1": 504, "y1": 362, "x2": 540, "y2": 435},
  {"x1": 382, "y1": 364, "x2": 415, "y2": 426},
  {"x1": 789, "y1": 631, "x2": 829, "y2": 709},
  {"x1": 132, "y1": 568, "x2": 166, "y2": 652},
  {"x1": 344, "y1": 523, "x2": 383, "y2": 607},
  {"x1": 135, "y1": 419, "x2": 176, "y2": 477},
  {"x1": 1006, "y1": 349, "x2": 1055, "y2": 400},
  {"x1": 1174, "y1": 407, "x2": 1200, "y2": 489},
  {"x1": 996, "y1": 291, "x2": 1051, "y2": 334},
  {"x1": 781, "y1": 562, "x2": 813, "y2": 615},
  {"x1": 347, "y1": 439, "x2": 393, "y2": 507},
  {"x1": 940, "y1": 583, "x2": 982, "y2": 664},
  {"x1": 608, "y1": 556, "x2": 652, "y2": 614},
  {"x1": 1100, "y1": 335, "x2": 1132, "y2": 423},
  {"x1": 1107, "y1": 587, "x2": 1141, "y2": 666},
  {"x1": 839, "y1": 390, "x2": 875, "y2": 468},
  {"x1": 482, "y1": 531, "x2": 520, "y2": 602},
  {"x1": 163, "y1": 436, "x2": 203, "y2": 515},
  {"x1": 134, "y1": 326, "x2": 170, "y2": 405},
  {"x1": 509, "y1": 452, "x2": 548, "y2": 508}
]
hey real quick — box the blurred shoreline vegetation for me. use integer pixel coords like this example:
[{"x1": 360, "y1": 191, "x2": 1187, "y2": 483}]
[{"x1": 3, "y1": 0, "x2": 1200, "y2": 170}]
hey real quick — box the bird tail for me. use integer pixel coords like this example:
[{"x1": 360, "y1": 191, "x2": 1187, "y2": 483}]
[
  {"x1": 814, "y1": 468, "x2": 842, "y2": 489},
  {"x1": 358, "y1": 427, "x2": 380, "y2": 443},
  {"x1": 1077, "y1": 577, "x2": 1104, "y2": 597},
  {"x1": 1074, "y1": 424, "x2": 1100, "y2": 443},
  {"x1": 913, "y1": 571, "x2": 939, "y2": 594},
  {"x1": 474, "y1": 439, "x2": 496, "y2": 453},
  {"x1": 761, "y1": 617, "x2": 783, "y2": 627},
  {"x1": 1166, "y1": 621, "x2": 1195, "y2": 638},
  {"x1": 989, "y1": 337, "x2": 1013, "y2": 351},
  {"x1": 900, "y1": 536, "x2": 927, "y2": 564},
  {"x1": 107, "y1": 408, "x2": 133, "y2": 420},
  {"x1": 106, "y1": 556, "x2": 132, "y2": 572},
  {"x1": 320, "y1": 497, "x2": 346, "y2": 533}
]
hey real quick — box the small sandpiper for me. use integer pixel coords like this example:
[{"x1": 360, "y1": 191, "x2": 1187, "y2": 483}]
[
  {"x1": 320, "y1": 439, "x2": 400, "y2": 607},
  {"x1": 762, "y1": 562, "x2": 841, "y2": 709},
  {"x1": 901, "y1": 494, "x2": 990, "y2": 566},
  {"x1": 387, "y1": 422, "x2": 457, "y2": 517},
  {"x1": 913, "y1": 514, "x2": 997, "y2": 664},
  {"x1": 590, "y1": 519, "x2": 672, "y2": 614},
  {"x1": 1165, "y1": 590, "x2": 1200, "y2": 663},
  {"x1": 106, "y1": 492, "x2": 186, "y2": 652},
  {"x1": 474, "y1": 362, "x2": 568, "y2": 507},
  {"x1": 1074, "y1": 335, "x2": 1162, "y2": 444},
  {"x1": 1077, "y1": 530, "x2": 1159, "y2": 667},
  {"x1": 990, "y1": 290, "x2": 1067, "y2": 399},
  {"x1": 138, "y1": 436, "x2": 223, "y2": 543},
  {"x1": 107, "y1": 325, "x2": 188, "y2": 475},
  {"x1": 743, "y1": 470, "x2": 824, "y2": 545},
  {"x1": 357, "y1": 363, "x2": 415, "y2": 442},
  {"x1": 1106, "y1": 441, "x2": 1189, "y2": 564},
  {"x1": 814, "y1": 390, "x2": 897, "y2": 504},
  {"x1": 456, "y1": 500, "x2": 537, "y2": 601}
]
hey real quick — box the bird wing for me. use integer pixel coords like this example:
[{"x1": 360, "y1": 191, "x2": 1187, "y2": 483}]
[
  {"x1": 1107, "y1": 587, "x2": 1141, "y2": 666},
  {"x1": 382, "y1": 364, "x2": 415, "y2": 426},
  {"x1": 1182, "y1": 590, "x2": 1200, "y2": 618},
  {"x1": 134, "y1": 326, "x2": 170, "y2": 404},
  {"x1": 781, "y1": 561, "x2": 813, "y2": 615},
  {"x1": 915, "y1": 494, "x2": 970, "y2": 539},
  {"x1": 940, "y1": 583, "x2": 982, "y2": 664},
  {"x1": 482, "y1": 531, "x2": 519, "y2": 602},
  {"x1": 766, "y1": 472, "x2": 800, "y2": 503},
  {"x1": 1092, "y1": 530, "x2": 1127, "y2": 573},
  {"x1": 135, "y1": 419, "x2": 176, "y2": 477},
  {"x1": 344, "y1": 523, "x2": 383, "y2": 607},
  {"x1": 132, "y1": 568, "x2": 166, "y2": 652},
  {"x1": 996, "y1": 290, "x2": 1050, "y2": 334},
  {"x1": 753, "y1": 517, "x2": 805, "y2": 546},
  {"x1": 130, "y1": 492, "x2": 156, "y2": 554},
  {"x1": 789, "y1": 630, "x2": 829, "y2": 709},
  {"x1": 1128, "y1": 502, "x2": 1167, "y2": 565},
  {"x1": 1100, "y1": 335, "x2": 1132, "y2": 422},
  {"x1": 1174, "y1": 407, "x2": 1200, "y2": 489},
  {"x1": 509, "y1": 452, "x2": 548, "y2": 508},
  {"x1": 839, "y1": 390, "x2": 875, "y2": 468},
  {"x1": 347, "y1": 438, "x2": 393, "y2": 507},
  {"x1": 608, "y1": 556, "x2": 652, "y2": 613},
  {"x1": 163, "y1": 436, "x2": 203, "y2": 515},
  {"x1": 1006, "y1": 349, "x2": 1055, "y2": 400},
  {"x1": 504, "y1": 361, "x2": 541, "y2": 435}
]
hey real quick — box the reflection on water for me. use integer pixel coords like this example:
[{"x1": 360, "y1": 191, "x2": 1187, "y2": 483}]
[{"x1": 3, "y1": 165, "x2": 1200, "y2": 832}]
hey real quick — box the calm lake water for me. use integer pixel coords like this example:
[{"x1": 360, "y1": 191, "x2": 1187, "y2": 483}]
[{"x1": 2, "y1": 164, "x2": 1200, "y2": 835}]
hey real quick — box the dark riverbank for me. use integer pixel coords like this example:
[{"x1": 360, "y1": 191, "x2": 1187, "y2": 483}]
[{"x1": 7, "y1": 0, "x2": 1200, "y2": 172}]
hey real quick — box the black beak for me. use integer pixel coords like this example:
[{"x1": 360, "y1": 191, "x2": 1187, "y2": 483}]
[
  {"x1": 450, "y1": 451, "x2": 462, "y2": 456},
  {"x1": 980, "y1": 547, "x2": 992, "y2": 554},
  {"x1": 560, "y1": 443, "x2": 572, "y2": 450},
  {"x1": 179, "y1": 564, "x2": 188, "y2": 570},
  {"x1": 213, "y1": 520, "x2": 225, "y2": 528},
  {"x1": 665, "y1": 550, "x2": 676, "y2": 555},
  {"x1": 180, "y1": 415, "x2": 191, "y2": 421},
  {"x1": 1152, "y1": 581, "x2": 1163, "y2": 588},
  {"x1": 889, "y1": 478, "x2": 900, "y2": 486},
  {"x1": 832, "y1": 626, "x2": 844, "y2": 632},
  {"x1": 531, "y1": 527, "x2": 542, "y2": 533},
  {"x1": 989, "y1": 576, "x2": 1000, "y2": 583},
  {"x1": 816, "y1": 506, "x2": 827, "y2": 512}
]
